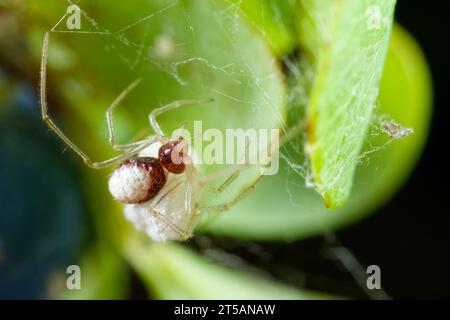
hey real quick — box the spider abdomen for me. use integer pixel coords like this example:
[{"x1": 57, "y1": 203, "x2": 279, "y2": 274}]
[{"x1": 108, "y1": 157, "x2": 166, "y2": 204}]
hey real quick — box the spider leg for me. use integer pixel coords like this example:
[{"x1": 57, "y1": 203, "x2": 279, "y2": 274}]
[
  {"x1": 196, "y1": 138, "x2": 251, "y2": 191},
  {"x1": 110, "y1": 139, "x2": 149, "y2": 151},
  {"x1": 189, "y1": 138, "x2": 266, "y2": 215},
  {"x1": 146, "y1": 176, "x2": 197, "y2": 241},
  {"x1": 215, "y1": 170, "x2": 240, "y2": 193},
  {"x1": 193, "y1": 124, "x2": 297, "y2": 215},
  {"x1": 184, "y1": 170, "x2": 264, "y2": 234},
  {"x1": 199, "y1": 175, "x2": 263, "y2": 214},
  {"x1": 197, "y1": 125, "x2": 288, "y2": 214},
  {"x1": 181, "y1": 161, "x2": 203, "y2": 236},
  {"x1": 185, "y1": 204, "x2": 202, "y2": 240},
  {"x1": 149, "y1": 98, "x2": 214, "y2": 136},
  {"x1": 105, "y1": 79, "x2": 171, "y2": 151},
  {"x1": 148, "y1": 208, "x2": 190, "y2": 241},
  {"x1": 106, "y1": 78, "x2": 148, "y2": 151},
  {"x1": 40, "y1": 32, "x2": 158, "y2": 169}
]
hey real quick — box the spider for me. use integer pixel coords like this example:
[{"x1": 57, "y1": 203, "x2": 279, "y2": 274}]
[{"x1": 39, "y1": 32, "x2": 263, "y2": 242}]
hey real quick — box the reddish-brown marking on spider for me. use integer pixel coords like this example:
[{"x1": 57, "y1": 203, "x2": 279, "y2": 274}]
[
  {"x1": 158, "y1": 139, "x2": 186, "y2": 174},
  {"x1": 108, "y1": 140, "x2": 188, "y2": 204}
]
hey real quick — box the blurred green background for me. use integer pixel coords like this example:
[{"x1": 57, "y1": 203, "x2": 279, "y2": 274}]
[{"x1": 1, "y1": 0, "x2": 447, "y2": 299}]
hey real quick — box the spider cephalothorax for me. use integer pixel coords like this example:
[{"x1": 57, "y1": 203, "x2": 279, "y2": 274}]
[
  {"x1": 158, "y1": 139, "x2": 186, "y2": 174},
  {"x1": 108, "y1": 140, "x2": 186, "y2": 204}
]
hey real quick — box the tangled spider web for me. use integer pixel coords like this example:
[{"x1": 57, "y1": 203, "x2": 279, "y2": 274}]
[
  {"x1": 47, "y1": 0, "x2": 410, "y2": 203},
  {"x1": 44, "y1": 0, "x2": 408, "y2": 298}
]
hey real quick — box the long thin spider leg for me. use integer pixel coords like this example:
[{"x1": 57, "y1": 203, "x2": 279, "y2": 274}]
[
  {"x1": 199, "y1": 175, "x2": 263, "y2": 214},
  {"x1": 148, "y1": 177, "x2": 196, "y2": 240},
  {"x1": 111, "y1": 139, "x2": 148, "y2": 151},
  {"x1": 185, "y1": 206, "x2": 202, "y2": 240},
  {"x1": 87, "y1": 136, "x2": 160, "y2": 168},
  {"x1": 106, "y1": 78, "x2": 144, "y2": 150},
  {"x1": 195, "y1": 138, "x2": 251, "y2": 191},
  {"x1": 189, "y1": 139, "x2": 260, "y2": 219},
  {"x1": 40, "y1": 33, "x2": 92, "y2": 166},
  {"x1": 40, "y1": 32, "x2": 155, "y2": 169},
  {"x1": 188, "y1": 175, "x2": 263, "y2": 235},
  {"x1": 279, "y1": 120, "x2": 307, "y2": 147},
  {"x1": 215, "y1": 138, "x2": 251, "y2": 192},
  {"x1": 113, "y1": 133, "x2": 170, "y2": 151},
  {"x1": 149, "y1": 98, "x2": 214, "y2": 136},
  {"x1": 149, "y1": 209, "x2": 190, "y2": 241},
  {"x1": 182, "y1": 178, "x2": 205, "y2": 240},
  {"x1": 182, "y1": 160, "x2": 201, "y2": 235},
  {"x1": 152, "y1": 179, "x2": 184, "y2": 208},
  {"x1": 216, "y1": 171, "x2": 240, "y2": 193}
]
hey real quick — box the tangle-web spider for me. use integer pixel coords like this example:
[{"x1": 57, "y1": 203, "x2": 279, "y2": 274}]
[{"x1": 40, "y1": 32, "x2": 263, "y2": 241}]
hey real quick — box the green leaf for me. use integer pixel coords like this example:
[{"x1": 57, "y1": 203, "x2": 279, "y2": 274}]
[
  {"x1": 202, "y1": 24, "x2": 432, "y2": 240},
  {"x1": 299, "y1": 0, "x2": 397, "y2": 208},
  {"x1": 123, "y1": 238, "x2": 336, "y2": 299}
]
